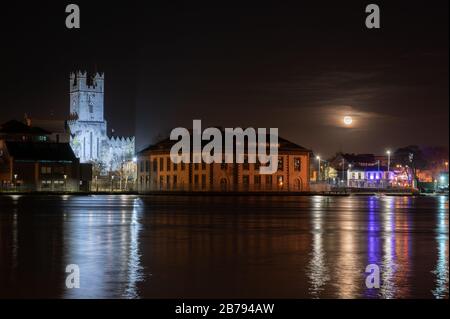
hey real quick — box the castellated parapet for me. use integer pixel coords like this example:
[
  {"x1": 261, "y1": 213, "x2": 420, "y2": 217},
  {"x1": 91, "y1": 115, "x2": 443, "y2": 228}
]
[{"x1": 70, "y1": 71, "x2": 104, "y2": 93}]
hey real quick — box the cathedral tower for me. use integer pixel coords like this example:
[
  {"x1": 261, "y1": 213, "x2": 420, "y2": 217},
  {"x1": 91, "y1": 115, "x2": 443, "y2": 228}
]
[
  {"x1": 67, "y1": 71, "x2": 135, "y2": 172},
  {"x1": 68, "y1": 71, "x2": 107, "y2": 163},
  {"x1": 69, "y1": 71, "x2": 105, "y2": 122}
]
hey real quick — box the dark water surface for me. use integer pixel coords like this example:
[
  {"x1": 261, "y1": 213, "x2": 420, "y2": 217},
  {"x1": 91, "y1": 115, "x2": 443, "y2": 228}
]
[{"x1": 0, "y1": 194, "x2": 448, "y2": 299}]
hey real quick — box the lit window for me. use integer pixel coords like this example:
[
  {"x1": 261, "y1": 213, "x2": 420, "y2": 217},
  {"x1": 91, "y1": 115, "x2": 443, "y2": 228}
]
[
  {"x1": 294, "y1": 158, "x2": 301, "y2": 171},
  {"x1": 277, "y1": 175, "x2": 284, "y2": 186},
  {"x1": 278, "y1": 157, "x2": 284, "y2": 171},
  {"x1": 201, "y1": 174, "x2": 206, "y2": 187},
  {"x1": 243, "y1": 156, "x2": 249, "y2": 170}
]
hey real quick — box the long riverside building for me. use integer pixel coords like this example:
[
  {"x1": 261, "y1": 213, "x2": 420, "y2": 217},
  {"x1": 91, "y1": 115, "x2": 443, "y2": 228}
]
[{"x1": 137, "y1": 133, "x2": 311, "y2": 192}]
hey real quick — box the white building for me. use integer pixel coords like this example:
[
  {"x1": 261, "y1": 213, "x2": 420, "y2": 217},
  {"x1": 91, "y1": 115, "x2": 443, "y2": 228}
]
[
  {"x1": 67, "y1": 71, "x2": 135, "y2": 172},
  {"x1": 347, "y1": 165, "x2": 394, "y2": 188}
]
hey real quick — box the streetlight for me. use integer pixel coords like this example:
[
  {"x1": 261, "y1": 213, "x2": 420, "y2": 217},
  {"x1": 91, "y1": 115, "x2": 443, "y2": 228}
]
[
  {"x1": 95, "y1": 175, "x2": 98, "y2": 192},
  {"x1": 386, "y1": 150, "x2": 391, "y2": 170},
  {"x1": 347, "y1": 164, "x2": 352, "y2": 187},
  {"x1": 13, "y1": 174, "x2": 18, "y2": 191},
  {"x1": 64, "y1": 174, "x2": 67, "y2": 192},
  {"x1": 111, "y1": 175, "x2": 115, "y2": 192},
  {"x1": 386, "y1": 150, "x2": 391, "y2": 186},
  {"x1": 316, "y1": 156, "x2": 321, "y2": 182}
]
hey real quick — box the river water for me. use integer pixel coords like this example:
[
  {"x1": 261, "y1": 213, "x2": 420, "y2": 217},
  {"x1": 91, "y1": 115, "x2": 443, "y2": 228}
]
[{"x1": 0, "y1": 194, "x2": 448, "y2": 299}]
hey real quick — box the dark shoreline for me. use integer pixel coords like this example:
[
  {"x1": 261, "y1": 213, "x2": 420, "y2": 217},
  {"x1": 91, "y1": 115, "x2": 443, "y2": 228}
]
[{"x1": 0, "y1": 190, "x2": 427, "y2": 197}]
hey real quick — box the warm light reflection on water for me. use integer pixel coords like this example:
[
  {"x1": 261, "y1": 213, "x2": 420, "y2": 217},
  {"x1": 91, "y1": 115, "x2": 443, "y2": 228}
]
[
  {"x1": 0, "y1": 194, "x2": 448, "y2": 299},
  {"x1": 432, "y1": 196, "x2": 449, "y2": 299}
]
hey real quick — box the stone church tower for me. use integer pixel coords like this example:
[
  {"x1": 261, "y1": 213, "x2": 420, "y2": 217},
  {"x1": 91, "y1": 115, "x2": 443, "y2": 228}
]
[{"x1": 67, "y1": 71, "x2": 135, "y2": 172}]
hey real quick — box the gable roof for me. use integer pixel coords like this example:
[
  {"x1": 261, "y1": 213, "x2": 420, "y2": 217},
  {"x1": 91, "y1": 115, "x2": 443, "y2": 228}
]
[
  {"x1": 138, "y1": 130, "x2": 311, "y2": 155},
  {"x1": 26, "y1": 118, "x2": 67, "y2": 134},
  {"x1": 5, "y1": 141, "x2": 77, "y2": 162},
  {"x1": 0, "y1": 120, "x2": 50, "y2": 135}
]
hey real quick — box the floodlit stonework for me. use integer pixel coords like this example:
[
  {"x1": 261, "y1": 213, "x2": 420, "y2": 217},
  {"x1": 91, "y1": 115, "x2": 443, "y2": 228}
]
[{"x1": 67, "y1": 71, "x2": 135, "y2": 172}]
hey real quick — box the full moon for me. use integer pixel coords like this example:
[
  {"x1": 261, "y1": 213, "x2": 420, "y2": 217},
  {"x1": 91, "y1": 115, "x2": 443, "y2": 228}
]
[{"x1": 343, "y1": 116, "x2": 353, "y2": 126}]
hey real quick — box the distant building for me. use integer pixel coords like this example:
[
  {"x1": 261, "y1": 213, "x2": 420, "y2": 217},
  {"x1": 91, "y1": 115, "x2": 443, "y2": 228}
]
[
  {"x1": 0, "y1": 141, "x2": 91, "y2": 192},
  {"x1": 0, "y1": 120, "x2": 50, "y2": 142},
  {"x1": 24, "y1": 116, "x2": 70, "y2": 143},
  {"x1": 328, "y1": 152, "x2": 402, "y2": 188},
  {"x1": 67, "y1": 71, "x2": 135, "y2": 172},
  {"x1": 329, "y1": 153, "x2": 379, "y2": 169},
  {"x1": 137, "y1": 134, "x2": 311, "y2": 192},
  {"x1": 0, "y1": 119, "x2": 91, "y2": 191},
  {"x1": 347, "y1": 165, "x2": 394, "y2": 188}
]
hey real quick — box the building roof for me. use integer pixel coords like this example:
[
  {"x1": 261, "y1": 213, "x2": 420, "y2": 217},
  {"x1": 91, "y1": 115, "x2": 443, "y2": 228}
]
[
  {"x1": 351, "y1": 165, "x2": 390, "y2": 172},
  {"x1": 5, "y1": 141, "x2": 77, "y2": 162},
  {"x1": 340, "y1": 153, "x2": 376, "y2": 164},
  {"x1": 25, "y1": 117, "x2": 67, "y2": 134},
  {"x1": 138, "y1": 131, "x2": 311, "y2": 155},
  {"x1": 0, "y1": 120, "x2": 50, "y2": 135}
]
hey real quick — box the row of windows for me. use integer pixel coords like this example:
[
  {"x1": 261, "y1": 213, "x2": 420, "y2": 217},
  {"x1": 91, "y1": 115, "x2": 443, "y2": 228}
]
[
  {"x1": 140, "y1": 174, "x2": 285, "y2": 186},
  {"x1": 350, "y1": 172, "x2": 389, "y2": 180},
  {"x1": 140, "y1": 157, "x2": 303, "y2": 173},
  {"x1": 41, "y1": 180, "x2": 66, "y2": 188},
  {"x1": 41, "y1": 166, "x2": 66, "y2": 174}
]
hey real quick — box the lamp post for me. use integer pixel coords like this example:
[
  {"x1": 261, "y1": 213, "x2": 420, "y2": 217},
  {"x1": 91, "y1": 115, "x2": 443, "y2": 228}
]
[
  {"x1": 64, "y1": 174, "x2": 67, "y2": 192},
  {"x1": 95, "y1": 175, "x2": 98, "y2": 192},
  {"x1": 132, "y1": 157, "x2": 137, "y2": 192},
  {"x1": 111, "y1": 175, "x2": 115, "y2": 192},
  {"x1": 347, "y1": 164, "x2": 352, "y2": 187},
  {"x1": 386, "y1": 150, "x2": 391, "y2": 187},
  {"x1": 316, "y1": 156, "x2": 321, "y2": 182},
  {"x1": 14, "y1": 174, "x2": 18, "y2": 191},
  {"x1": 119, "y1": 160, "x2": 124, "y2": 191},
  {"x1": 377, "y1": 160, "x2": 381, "y2": 191}
]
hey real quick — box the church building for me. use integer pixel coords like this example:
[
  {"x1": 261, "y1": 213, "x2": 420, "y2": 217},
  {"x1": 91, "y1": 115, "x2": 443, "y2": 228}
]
[{"x1": 67, "y1": 71, "x2": 135, "y2": 172}]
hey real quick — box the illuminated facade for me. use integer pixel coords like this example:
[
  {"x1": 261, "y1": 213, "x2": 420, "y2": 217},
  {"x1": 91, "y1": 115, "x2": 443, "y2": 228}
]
[
  {"x1": 137, "y1": 135, "x2": 311, "y2": 192},
  {"x1": 67, "y1": 71, "x2": 135, "y2": 172},
  {"x1": 347, "y1": 165, "x2": 395, "y2": 188}
]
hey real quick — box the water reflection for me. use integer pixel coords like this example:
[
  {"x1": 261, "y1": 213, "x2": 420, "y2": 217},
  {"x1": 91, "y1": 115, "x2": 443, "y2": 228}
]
[
  {"x1": 380, "y1": 196, "x2": 397, "y2": 298},
  {"x1": 307, "y1": 197, "x2": 330, "y2": 297},
  {"x1": 335, "y1": 197, "x2": 360, "y2": 298},
  {"x1": 62, "y1": 196, "x2": 144, "y2": 299},
  {"x1": 0, "y1": 194, "x2": 448, "y2": 298},
  {"x1": 364, "y1": 196, "x2": 382, "y2": 298},
  {"x1": 432, "y1": 196, "x2": 449, "y2": 299}
]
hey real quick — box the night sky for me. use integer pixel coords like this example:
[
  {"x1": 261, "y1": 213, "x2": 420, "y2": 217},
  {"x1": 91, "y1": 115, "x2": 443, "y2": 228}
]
[{"x1": 1, "y1": 1, "x2": 448, "y2": 156}]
